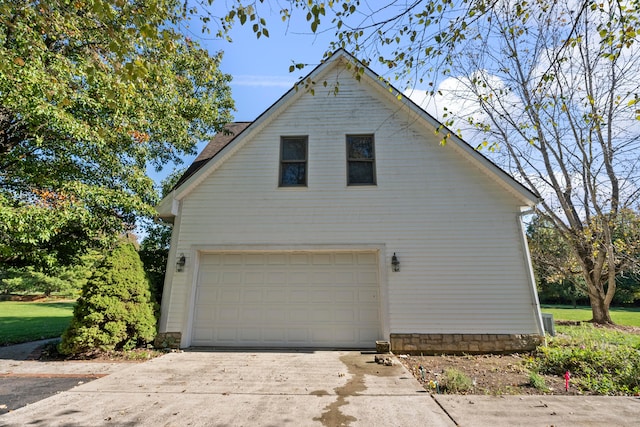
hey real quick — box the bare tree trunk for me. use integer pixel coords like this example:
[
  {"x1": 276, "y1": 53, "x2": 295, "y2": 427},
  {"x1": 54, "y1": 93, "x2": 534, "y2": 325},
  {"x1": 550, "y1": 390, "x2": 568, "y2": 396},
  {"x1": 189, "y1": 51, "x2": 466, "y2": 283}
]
[
  {"x1": 585, "y1": 274, "x2": 614, "y2": 324},
  {"x1": 589, "y1": 295, "x2": 613, "y2": 323}
]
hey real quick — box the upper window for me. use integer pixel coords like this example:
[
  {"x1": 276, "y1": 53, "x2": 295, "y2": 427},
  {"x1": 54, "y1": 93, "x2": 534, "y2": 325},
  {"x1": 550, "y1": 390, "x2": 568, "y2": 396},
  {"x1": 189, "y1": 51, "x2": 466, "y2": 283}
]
[
  {"x1": 279, "y1": 136, "x2": 308, "y2": 187},
  {"x1": 346, "y1": 134, "x2": 376, "y2": 185}
]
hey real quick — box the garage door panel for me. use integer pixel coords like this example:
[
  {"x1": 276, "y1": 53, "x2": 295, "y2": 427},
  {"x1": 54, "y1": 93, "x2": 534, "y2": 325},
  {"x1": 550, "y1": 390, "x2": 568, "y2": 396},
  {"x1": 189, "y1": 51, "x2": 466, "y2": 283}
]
[
  {"x1": 193, "y1": 307, "x2": 213, "y2": 323},
  {"x1": 223, "y1": 254, "x2": 243, "y2": 264},
  {"x1": 265, "y1": 308, "x2": 287, "y2": 322},
  {"x1": 219, "y1": 289, "x2": 241, "y2": 302},
  {"x1": 335, "y1": 272, "x2": 355, "y2": 283},
  {"x1": 335, "y1": 290, "x2": 356, "y2": 303},
  {"x1": 265, "y1": 290, "x2": 286, "y2": 302},
  {"x1": 312, "y1": 329, "x2": 336, "y2": 343},
  {"x1": 222, "y1": 272, "x2": 242, "y2": 284},
  {"x1": 245, "y1": 272, "x2": 264, "y2": 284},
  {"x1": 334, "y1": 328, "x2": 357, "y2": 343},
  {"x1": 290, "y1": 254, "x2": 310, "y2": 264},
  {"x1": 290, "y1": 290, "x2": 308, "y2": 303},
  {"x1": 263, "y1": 329, "x2": 286, "y2": 342},
  {"x1": 332, "y1": 308, "x2": 354, "y2": 322},
  {"x1": 243, "y1": 289, "x2": 263, "y2": 303},
  {"x1": 359, "y1": 308, "x2": 380, "y2": 322},
  {"x1": 289, "y1": 308, "x2": 309, "y2": 323},
  {"x1": 287, "y1": 329, "x2": 309, "y2": 342},
  {"x1": 239, "y1": 328, "x2": 261, "y2": 341},
  {"x1": 289, "y1": 272, "x2": 309, "y2": 284},
  {"x1": 217, "y1": 307, "x2": 240, "y2": 322},
  {"x1": 239, "y1": 307, "x2": 262, "y2": 323},
  {"x1": 310, "y1": 290, "x2": 332, "y2": 302},
  {"x1": 309, "y1": 308, "x2": 331, "y2": 321},
  {"x1": 267, "y1": 272, "x2": 287, "y2": 284},
  {"x1": 196, "y1": 287, "x2": 217, "y2": 301},
  {"x1": 192, "y1": 328, "x2": 213, "y2": 343},
  {"x1": 193, "y1": 251, "x2": 381, "y2": 347},
  {"x1": 312, "y1": 253, "x2": 332, "y2": 264},
  {"x1": 334, "y1": 253, "x2": 354, "y2": 264},
  {"x1": 358, "y1": 290, "x2": 378, "y2": 303},
  {"x1": 359, "y1": 328, "x2": 380, "y2": 342},
  {"x1": 359, "y1": 271, "x2": 378, "y2": 283},
  {"x1": 215, "y1": 328, "x2": 238, "y2": 343},
  {"x1": 245, "y1": 254, "x2": 266, "y2": 264},
  {"x1": 311, "y1": 271, "x2": 335, "y2": 284},
  {"x1": 357, "y1": 253, "x2": 377, "y2": 264}
]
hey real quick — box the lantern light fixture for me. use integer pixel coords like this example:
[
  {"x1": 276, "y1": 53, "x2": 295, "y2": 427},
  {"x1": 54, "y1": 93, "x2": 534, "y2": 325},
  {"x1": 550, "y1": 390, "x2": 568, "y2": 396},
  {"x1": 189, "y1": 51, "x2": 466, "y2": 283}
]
[
  {"x1": 176, "y1": 253, "x2": 186, "y2": 272},
  {"x1": 391, "y1": 253, "x2": 400, "y2": 272}
]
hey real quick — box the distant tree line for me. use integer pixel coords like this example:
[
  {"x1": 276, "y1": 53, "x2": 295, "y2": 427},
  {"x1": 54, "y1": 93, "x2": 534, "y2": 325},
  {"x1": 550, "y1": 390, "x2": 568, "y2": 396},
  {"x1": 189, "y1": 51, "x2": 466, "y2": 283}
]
[{"x1": 528, "y1": 213, "x2": 640, "y2": 306}]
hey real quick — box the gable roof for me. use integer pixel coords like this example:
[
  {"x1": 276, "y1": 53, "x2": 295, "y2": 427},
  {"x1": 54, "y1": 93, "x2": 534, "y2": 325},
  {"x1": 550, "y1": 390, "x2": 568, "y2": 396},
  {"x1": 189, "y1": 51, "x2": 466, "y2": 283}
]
[
  {"x1": 172, "y1": 121, "x2": 251, "y2": 190},
  {"x1": 157, "y1": 49, "x2": 539, "y2": 218}
]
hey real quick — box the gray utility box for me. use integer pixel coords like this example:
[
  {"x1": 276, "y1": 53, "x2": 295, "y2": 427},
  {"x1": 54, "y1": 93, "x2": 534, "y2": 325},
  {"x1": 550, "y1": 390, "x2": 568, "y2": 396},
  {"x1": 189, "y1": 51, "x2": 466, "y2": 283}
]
[{"x1": 541, "y1": 313, "x2": 555, "y2": 336}]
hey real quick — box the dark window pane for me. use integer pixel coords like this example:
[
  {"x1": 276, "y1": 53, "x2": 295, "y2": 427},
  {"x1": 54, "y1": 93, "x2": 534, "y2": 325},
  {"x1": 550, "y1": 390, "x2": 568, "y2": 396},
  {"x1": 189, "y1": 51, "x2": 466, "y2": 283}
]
[
  {"x1": 282, "y1": 139, "x2": 306, "y2": 161},
  {"x1": 347, "y1": 136, "x2": 374, "y2": 159},
  {"x1": 281, "y1": 163, "x2": 306, "y2": 185},
  {"x1": 348, "y1": 161, "x2": 374, "y2": 184}
]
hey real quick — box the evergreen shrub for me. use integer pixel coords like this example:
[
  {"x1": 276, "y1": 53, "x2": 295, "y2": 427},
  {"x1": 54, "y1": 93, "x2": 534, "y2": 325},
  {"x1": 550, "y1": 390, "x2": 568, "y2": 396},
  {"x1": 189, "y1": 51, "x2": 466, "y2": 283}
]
[{"x1": 60, "y1": 242, "x2": 156, "y2": 354}]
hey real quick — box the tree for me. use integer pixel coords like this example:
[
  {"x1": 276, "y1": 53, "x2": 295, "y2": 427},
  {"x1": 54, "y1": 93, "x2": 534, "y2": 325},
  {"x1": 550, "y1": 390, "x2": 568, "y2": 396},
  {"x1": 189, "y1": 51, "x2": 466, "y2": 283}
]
[
  {"x1": 201, "y1": 2, "x2": 638, "y2": 86},
  {"x1": 60, "y1": 242, "x2": 156, "y2": 354},
  {"x1": 207, "y1": 1, "x2": 640, "y2": 323},
  {"x1": 427, "y1": 2, "x2": 640, "y2": 323},
  {"x1": 0, "y1": 253, "x2": 99, "y2": 298},
  {"x1": 527, "y1": 216, "x2": 588, "y2": 307},
  {"x1": 0, "y1": 0, "x2": 234, "y2": 270},
  {"x1": 528, "y1": 212, "x2": 640, "y2": 306},
  {"x1": 139, "y1": 168, "x2": 185, "y2": 307}
]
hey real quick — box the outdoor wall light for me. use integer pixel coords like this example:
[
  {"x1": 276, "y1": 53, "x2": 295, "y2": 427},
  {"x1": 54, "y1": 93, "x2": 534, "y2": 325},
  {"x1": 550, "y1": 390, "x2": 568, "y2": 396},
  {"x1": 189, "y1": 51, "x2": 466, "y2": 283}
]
[
  {"x1": 176, "y1": 253, "x2": 186, "y2": 272},
  {"x1": 391, "y1": 253, "x2": 400, "y2": 272}
]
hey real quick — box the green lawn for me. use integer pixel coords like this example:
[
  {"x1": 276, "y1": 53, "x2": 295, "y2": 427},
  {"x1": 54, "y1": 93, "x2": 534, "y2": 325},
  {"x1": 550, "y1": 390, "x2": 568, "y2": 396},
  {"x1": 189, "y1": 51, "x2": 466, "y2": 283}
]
[
  {"x1": 540, "y1": 305, "x2": 640, "y2": 327},
  {"x1": 0, "y1": 301, "x2": 75, "y2": 346}
]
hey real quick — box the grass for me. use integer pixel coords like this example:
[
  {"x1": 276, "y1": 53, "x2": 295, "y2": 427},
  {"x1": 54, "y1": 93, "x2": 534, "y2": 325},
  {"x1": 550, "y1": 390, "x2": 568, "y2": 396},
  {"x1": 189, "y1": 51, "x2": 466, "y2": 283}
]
[
  {"x1": 528, "y1": 370, "x2": 549, "y2": 392},
  {"x1": 540, "y1": 305, "x2": 640, "y2": 327},
  {"x1": 441, "y1": 368, "x2": 474, "y2": 393},
  {"x1": 532, "y1": 323, "x2": 640, "y2": 395},
  {"x1": 0, "y1": 301, "x2": 75, "y2": 346}
]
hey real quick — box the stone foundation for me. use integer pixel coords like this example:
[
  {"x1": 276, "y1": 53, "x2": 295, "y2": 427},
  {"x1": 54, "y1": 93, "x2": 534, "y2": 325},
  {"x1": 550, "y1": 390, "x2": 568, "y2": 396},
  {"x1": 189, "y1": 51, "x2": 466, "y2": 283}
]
[
  {"x1": 375, "y1": 340, "x2": 390, "y2": 354},
  {"x1": 390, "y1": 333, "x2": 544, "y2": 355},
  {"x1": 154, "y1": 332, "x2": 182, "y2": 349}
]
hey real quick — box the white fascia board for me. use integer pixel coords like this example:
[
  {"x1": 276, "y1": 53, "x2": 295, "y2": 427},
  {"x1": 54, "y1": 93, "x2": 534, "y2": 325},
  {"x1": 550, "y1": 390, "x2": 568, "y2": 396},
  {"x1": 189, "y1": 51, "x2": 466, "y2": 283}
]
[{"x1": 156, "y1": 191, "x2": 178, "y2": 220}]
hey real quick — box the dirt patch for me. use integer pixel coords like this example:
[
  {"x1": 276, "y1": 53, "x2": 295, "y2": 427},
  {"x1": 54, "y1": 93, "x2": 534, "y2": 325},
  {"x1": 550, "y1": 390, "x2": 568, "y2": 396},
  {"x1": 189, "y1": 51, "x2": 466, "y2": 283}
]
[{"x1": 399, "y1": 353, "x2": 575, "y2": 395}]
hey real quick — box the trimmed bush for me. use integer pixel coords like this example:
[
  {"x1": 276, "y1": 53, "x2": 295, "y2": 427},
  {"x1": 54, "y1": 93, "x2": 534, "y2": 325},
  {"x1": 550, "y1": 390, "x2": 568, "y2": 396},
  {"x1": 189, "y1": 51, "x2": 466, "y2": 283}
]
[{"x1": 59, "y1": 242, "x2": 156, "y2": 354}]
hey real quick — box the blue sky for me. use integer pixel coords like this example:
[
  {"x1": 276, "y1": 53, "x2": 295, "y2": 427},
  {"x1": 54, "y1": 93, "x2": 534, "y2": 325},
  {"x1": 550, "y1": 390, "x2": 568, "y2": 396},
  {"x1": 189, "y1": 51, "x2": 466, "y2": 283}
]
[{"x1": 149, "y1": 8, "x2": 341, "y2": 186}]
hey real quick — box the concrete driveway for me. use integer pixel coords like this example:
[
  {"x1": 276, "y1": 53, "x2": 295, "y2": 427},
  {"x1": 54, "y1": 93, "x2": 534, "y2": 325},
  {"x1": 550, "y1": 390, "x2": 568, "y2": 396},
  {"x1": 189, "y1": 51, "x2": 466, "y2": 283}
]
[
  {"x1": 2, "y1": 347, "x2": 640, "y2": 426},
  {"x1": 0, "y1": 349, "x2": 454, "y2": 426}
]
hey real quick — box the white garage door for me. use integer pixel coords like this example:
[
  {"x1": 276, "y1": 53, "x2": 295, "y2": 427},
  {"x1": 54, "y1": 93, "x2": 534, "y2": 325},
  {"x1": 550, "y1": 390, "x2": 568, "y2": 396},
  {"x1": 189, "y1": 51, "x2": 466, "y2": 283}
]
[{"x1": 191, "y1": 251, "x2": 381, "y2": 347}]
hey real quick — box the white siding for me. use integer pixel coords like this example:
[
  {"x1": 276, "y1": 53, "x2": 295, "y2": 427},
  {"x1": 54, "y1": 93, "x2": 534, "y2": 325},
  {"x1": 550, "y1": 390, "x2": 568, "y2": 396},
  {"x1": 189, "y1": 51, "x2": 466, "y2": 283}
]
[{"x1": 162, "y1": 60, "x2": 541, "y2": 341}]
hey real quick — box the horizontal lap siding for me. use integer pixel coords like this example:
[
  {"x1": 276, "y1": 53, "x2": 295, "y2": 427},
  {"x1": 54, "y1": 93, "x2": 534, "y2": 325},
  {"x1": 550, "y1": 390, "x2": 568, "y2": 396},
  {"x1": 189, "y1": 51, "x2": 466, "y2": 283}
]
[{"x1": 167, "y1": 63, "x2": 538, "y2": 335}]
